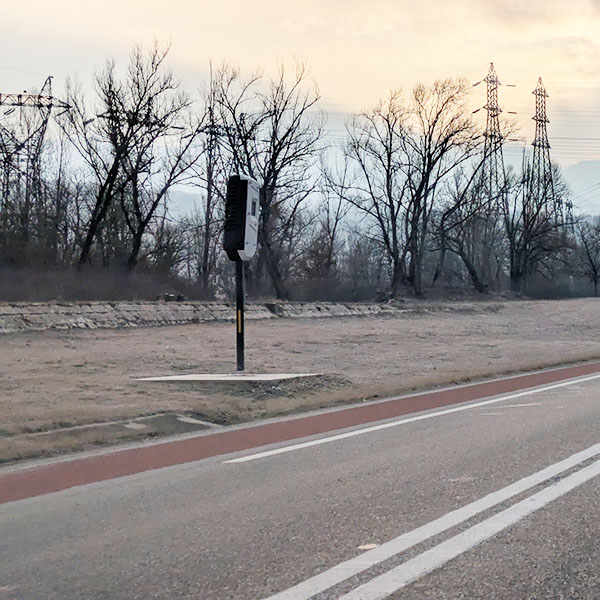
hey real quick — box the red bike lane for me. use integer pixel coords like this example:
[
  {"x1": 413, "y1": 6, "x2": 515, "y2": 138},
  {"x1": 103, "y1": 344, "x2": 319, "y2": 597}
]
[{"x1": 2, "y1": 361, "x2": 600, "y2": 505}]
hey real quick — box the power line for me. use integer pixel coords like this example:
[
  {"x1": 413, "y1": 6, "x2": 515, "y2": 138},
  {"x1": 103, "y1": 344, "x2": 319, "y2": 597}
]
[{"x1": 0, "y1": 64, "x2": 47, "y2": 78}]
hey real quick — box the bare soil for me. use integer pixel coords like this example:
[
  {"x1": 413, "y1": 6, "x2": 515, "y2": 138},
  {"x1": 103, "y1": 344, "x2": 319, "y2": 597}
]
[{"x1": 3, "y1": 298, "x2": 600, "y2": 463}]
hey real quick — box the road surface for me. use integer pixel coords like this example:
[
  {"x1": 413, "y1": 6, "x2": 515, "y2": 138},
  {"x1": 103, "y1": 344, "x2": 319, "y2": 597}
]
[{"x1": 2, "y1": 365, "x2": 600, "y2": 599}]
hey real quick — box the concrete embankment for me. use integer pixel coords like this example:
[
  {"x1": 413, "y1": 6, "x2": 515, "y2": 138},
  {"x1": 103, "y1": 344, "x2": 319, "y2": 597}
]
[{"x1": 0, "y1": 300, "x2": 406, "y2": 333}]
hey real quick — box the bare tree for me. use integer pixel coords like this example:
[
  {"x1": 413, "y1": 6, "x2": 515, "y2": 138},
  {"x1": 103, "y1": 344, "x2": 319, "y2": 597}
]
[
  {"x1": 503, "y1": 156, "x2": 570, "y2": 293},
  {"x1": 433, "y1": 164, "x2": 492, "y2": 293},
  {"x1": 333, "y1": 92, "x2": 409, "y2": 298},
  {"x1": 63, "y1": 67, "x2": 133, "y2": 267},
  {"x1": 334, "y1": 81, "x2": 479, "y2": 298},
  {"x1": 576, "y1": 216, "x2": 600, "y2": 296},
  {"x1": 62, "y1": 42, "x2": 203, "y2": 269},
  {"x1": 214, "y1": 61, "x2": 324, "y2": 299},
  {"x1": 303, "y1": 184, "x2": 349, "y2": 280},
  {"x1": 401, "y1": 79, "x2": 481, "y2": 295},
  {"x1": 187, "y1": 66, "x2": 230, "y2": 295}
]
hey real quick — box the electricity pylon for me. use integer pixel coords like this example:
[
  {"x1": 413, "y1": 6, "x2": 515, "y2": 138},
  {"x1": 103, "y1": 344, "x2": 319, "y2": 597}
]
[
  {"x1": 0, "y1": 76, "x2": 70, "y2": 214},
  {"x1": 466, "y1": 63, "x2": 511, "y2": 289},
  {"x1": 530, "y1": 77, "x2": 561, "y2": 221},
  {"x1": 480, "y1": 63, "x2": 507, "y2": 206}
]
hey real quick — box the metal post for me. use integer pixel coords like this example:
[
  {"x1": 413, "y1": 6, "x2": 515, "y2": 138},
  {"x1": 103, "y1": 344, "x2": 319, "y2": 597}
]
[{"x1": 235, "y1": 259, "x2": 245, "y2": 372}]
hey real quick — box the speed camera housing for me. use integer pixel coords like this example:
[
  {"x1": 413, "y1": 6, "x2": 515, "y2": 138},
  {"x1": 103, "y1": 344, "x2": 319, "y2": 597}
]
[{"x1": 223, "y1": 174, "x2": 260, "y2": 261}]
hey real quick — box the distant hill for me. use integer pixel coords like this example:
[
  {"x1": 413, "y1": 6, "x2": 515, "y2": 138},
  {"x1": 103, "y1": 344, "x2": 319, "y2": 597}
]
[
  {"x1": 564, "y1": 161, "x2": 600, "y2": 213},
  {"x1": 167, "y1": 189, "x2": 204, "y2": 217}
]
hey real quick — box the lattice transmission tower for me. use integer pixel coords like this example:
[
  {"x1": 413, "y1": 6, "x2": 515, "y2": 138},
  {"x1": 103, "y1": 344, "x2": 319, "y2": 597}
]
[
  {"x1": 478, "y1": 63, "x2": 507, "y2": 205},
  {"x1": 530, "y1": 77, "x2": 568, "y2": 223},
  {"x1": 463, "y1": 63, "x2": 512, "y2": 289},
  {"x1": 0, "y1": 76, "x2": 70, "y2": 214}
]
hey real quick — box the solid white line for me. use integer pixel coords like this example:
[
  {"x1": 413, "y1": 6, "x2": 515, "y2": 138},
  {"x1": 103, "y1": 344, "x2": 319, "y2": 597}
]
[
  {"x1": 226, "y1": 373, "x2": 600, "y2": 464},
  {"x1": 340, "y1": 457, "x2": 600, "y2": 599},
  {"x1": 262, "y1": 440, "x2": 600, "y2": 600}
]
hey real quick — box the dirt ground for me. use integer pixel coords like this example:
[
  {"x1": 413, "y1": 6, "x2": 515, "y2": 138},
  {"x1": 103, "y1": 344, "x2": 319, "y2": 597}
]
[{"x1": 3, "y1": 298, "x2": 600, "y2": 463}]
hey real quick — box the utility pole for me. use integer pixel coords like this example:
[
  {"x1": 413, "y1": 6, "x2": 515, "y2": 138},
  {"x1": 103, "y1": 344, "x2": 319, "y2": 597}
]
[
  {"x1": 200, "y1": 103, "x2": 217, "y2": 294},
  {"x1": 235, "y1": 259, "x2": 245, "y2": 371}
]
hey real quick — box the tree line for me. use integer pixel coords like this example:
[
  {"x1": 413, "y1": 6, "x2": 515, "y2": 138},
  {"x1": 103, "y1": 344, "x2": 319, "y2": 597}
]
[{"x1": 1, "y1": 43, "x2": 599, "y2": 302}]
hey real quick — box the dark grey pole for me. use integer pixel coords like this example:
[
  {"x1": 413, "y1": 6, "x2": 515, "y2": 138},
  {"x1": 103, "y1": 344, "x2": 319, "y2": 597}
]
[{"x1": 235, "y1": 259, "x2": 245, "y2": 372}]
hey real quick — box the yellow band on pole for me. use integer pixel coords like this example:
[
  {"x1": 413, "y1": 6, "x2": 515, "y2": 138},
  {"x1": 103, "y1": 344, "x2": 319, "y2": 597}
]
[{"x1": 237, "y1": 309, "x2": 242, "y2": 333}]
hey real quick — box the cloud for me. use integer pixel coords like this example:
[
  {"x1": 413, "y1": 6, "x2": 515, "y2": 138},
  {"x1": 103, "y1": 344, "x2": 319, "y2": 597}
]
[{"x1": 3, "y1": 0, "x2": 600, "y2": 171}]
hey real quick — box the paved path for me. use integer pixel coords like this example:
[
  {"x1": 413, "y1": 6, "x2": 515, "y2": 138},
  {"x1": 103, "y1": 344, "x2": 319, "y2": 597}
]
[{"x1": 2, "y1": 363, "x2": 600, "y2": 598}]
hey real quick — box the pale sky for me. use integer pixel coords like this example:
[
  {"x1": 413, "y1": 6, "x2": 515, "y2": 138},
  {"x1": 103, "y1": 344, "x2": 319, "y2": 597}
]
[{"x1": 3, "y1": 0, "x2": 600, "y2": 209}]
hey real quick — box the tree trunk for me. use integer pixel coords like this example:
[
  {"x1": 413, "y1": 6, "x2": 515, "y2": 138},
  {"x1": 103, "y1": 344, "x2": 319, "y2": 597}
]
[
  {"x1": 458, "y1": 248, "x2": 488, "y2": 294},
  {"x1": 264, "y1": 242, "x2": 288, "y2": 300},
  {"x1": 258, "y1": 187, "x2": 289, "y2": 300},
  {"x1": 510, "y1": 270, "x2": 523, "y2": 294},
  {"x1": 77, "y1": 161, "x2": 121, "y2": 268},
  {"x1": 432, "y1": 235, "x2": 446, "y2": 285},
  {"x1": 127, "y1": 231, "x2": 144, "y2": 269},
  {"x1": 389, "y1": 258, "x2": 403, "y2": 298},
  {"x1": 414, "y1": 241, "x2": 425, "y2": 297}
]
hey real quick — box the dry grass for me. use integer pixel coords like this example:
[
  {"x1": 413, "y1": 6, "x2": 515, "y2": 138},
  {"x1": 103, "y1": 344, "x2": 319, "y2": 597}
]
[{"x1": 2, "y1": 298, "x2": 600, "y2": 463}]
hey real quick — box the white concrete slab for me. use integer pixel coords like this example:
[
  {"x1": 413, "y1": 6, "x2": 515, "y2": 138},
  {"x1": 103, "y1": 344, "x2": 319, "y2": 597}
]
[
  {"x1": 135, "y1": 373, "x2": 323, "y2": 382},
  {"x1": 176, "y1": 415, "x2": 222, "y2": 426},
  {"x1": 123, "y1": 422, "x2": 148, "y2": 430}
]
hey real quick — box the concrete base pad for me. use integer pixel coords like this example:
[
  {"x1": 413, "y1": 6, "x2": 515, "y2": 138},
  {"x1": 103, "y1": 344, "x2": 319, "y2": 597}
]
[{"x1": 135, "y1": 373, "x2": 322, "y2": 382}]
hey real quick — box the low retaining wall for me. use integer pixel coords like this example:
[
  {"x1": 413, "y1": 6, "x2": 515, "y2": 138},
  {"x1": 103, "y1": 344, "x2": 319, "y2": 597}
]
[{"x1": 0, "y1": 301, "x2": 405, "y2": 334}]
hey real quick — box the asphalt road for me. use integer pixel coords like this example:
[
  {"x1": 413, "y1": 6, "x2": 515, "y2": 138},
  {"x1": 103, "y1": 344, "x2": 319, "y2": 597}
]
[{"x1": 2, "y1": 372, "x2": 600, "y2": 599}]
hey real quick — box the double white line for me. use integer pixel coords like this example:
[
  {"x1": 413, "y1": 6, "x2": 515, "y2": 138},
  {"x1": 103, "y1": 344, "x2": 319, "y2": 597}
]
[{"x1": 264, "y1": 440, "x2": 600, "y2": 599}]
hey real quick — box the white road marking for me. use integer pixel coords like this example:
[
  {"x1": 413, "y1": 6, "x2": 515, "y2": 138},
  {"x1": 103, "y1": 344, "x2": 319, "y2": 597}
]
[
  {"x1": 123, "y1": 422, "x2": 147, "y2": 430},
  {"x1": 263, "y1": 440, "x2": 600, "y2": 600},
  {"x1": 226, "y1": 373, "x2": 600, "y2": 464},
  {"x1": 502, "y1": 402, "x2": 541, "y2": 408},
  {"x1": 340, "y1": 457, "x2": 600, "y2": 599}
]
